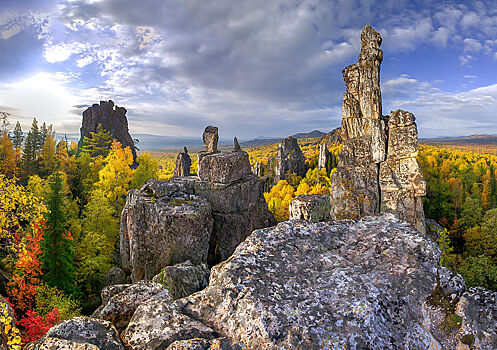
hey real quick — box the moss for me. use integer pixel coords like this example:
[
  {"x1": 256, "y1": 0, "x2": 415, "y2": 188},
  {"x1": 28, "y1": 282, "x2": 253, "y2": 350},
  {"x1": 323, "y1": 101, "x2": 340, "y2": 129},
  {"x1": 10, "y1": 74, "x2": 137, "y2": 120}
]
[
  {"x1": 427, "y1": 280, "x2": 463, "y2": 333},
  {"x1": 441, "y1": 313, "x2": 462, "y2": 330},
  {"x1": 168, "y1": 198, "x2": 194, "y2": 206},
  {"x1": 461, "y1": 334, "x2": 475, "y2": 345}
]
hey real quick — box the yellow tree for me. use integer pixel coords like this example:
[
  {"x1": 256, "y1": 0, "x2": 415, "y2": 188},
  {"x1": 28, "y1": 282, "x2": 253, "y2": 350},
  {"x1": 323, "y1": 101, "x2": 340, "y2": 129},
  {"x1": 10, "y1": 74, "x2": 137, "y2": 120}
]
[
  {"x1": 264, "y1": 180, "x2": 295, "y2": 221},
  {"x1": 40, "y1": 128, "x2": 57, "y2": 175},
  {"x1": 482, "y1": 169, "x2": 492, "y2": 211},
  {"x1": 95, "y1": 140, "x2": 135, "y2": 213},
  {"x1": 0, "y1": 130, "x2": 18, "y2": 178}
]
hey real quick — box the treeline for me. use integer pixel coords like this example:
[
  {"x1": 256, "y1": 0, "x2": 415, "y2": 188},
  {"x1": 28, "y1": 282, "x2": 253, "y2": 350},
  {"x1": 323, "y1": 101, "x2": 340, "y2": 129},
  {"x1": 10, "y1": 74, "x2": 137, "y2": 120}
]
[
  {"x1": 418, "y1": 144, "x2": 497, "y2": 290},
  {"x1": 0, "y1": 113, "x2": 159, "y2": 346}
]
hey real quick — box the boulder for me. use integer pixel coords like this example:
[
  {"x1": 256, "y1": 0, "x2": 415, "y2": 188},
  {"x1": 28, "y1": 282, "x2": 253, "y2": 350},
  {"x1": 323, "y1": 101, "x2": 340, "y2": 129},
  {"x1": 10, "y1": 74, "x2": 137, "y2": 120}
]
[
  {"x1": 288, "y1": 195, "x2": 331, "y2": 222},
  {"x1": 30, "y1": 317, "x2": 124, "y2": 350},
  {"x1": 197, "y1": 152, "x2": 252, "y2": 183},
  {"x1": 78, "y1": 100, "x2": 136, "y2": 161},
  {"x1": 152, "y1": 260, "x2": 209, "y2": 299},
  {"x1": 317, "y1": 143, "x2": 330, "y2": 170},
  {"x1": 121, "y1": 184, "x2": 213, "y2": 282},
  {"x1": 177, "y1": 214, "x2": 490, "y2": 349},
  {"x1": 103, "y1": 266, "x2": 126, "y2": 287},
  {"x1": 166, "y1": 338, "x2": 237, "y2": 350},
  {"x1": 92, "y1": 281, "x2": 170, "y2": 332},
  {"x1": 122, "y1": 299, "x2": 215, "y2": 349},
  {"x1": 233, "y1": 137, "x2": 241, "y2": 152}
]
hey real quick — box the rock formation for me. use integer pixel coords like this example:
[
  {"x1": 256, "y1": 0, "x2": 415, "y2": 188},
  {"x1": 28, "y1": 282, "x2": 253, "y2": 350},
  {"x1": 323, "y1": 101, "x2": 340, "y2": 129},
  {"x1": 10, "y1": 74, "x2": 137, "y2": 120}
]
[
  {"x1": 317, "y1": 143, "x2": 330, "y2": 170},
  {"x1": 121, "y1": 127, "x2": 276, "y2": 281},
  {"x1": 34, "y1": 215, "x2": 497, "y2": 349},
  {"x1": 273, "y1": 136, "x2": 307, "y2": 183},
  {"x1": 174, "y1": 148, "x2": 191, "y2": 177},
  {"x1": 202, "y1": 125, "x2": 219, "y2": 153},
  {"x1": 288, "y1": 194, "x2": 332, "y2": 222},
  {"x1": 79, "y1": 100, "x2": 137, "y2": 161},
  {"x1": 233, "y1": 137, "x2": 241, "y2": 152},
  {"x1": 330, "y1": 25, "x2": 426, "y2": 232}
]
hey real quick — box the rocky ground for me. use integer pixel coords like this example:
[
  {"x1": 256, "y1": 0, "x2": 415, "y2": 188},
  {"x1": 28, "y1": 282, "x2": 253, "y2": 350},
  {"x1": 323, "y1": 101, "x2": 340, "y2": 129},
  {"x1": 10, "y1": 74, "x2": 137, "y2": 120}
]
[{"x1": 27, "y1": 214, "x2": 497, "y2": 349}]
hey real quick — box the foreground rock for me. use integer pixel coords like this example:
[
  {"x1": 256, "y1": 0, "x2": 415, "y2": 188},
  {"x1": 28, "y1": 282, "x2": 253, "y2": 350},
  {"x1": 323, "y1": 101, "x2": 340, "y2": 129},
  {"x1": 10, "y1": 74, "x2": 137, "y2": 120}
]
[
  {"x1": 27, "y1": 317, "x2": 124, "y2": 350},
  {"x1": 152, "y1": 260, "x2": 209, "y2": 299},
  {"x1": 174, "y1": 148, "x2": 191, "y2": 177},
  {"x1": 288, "y1": 195, "x2": 331, "y2": 222},
  {"x1": 78, "y1": 100, "x2": 136, "y2": 161},
  {"x1": 92, "y1": 281, "x2": 170, "y2": 332},
  {"x1": 175, "y1": 214, "x2": 495, "y2": 349},
  {"x1": 330, "y1": 25, "x2": 426, "y2": 232}
]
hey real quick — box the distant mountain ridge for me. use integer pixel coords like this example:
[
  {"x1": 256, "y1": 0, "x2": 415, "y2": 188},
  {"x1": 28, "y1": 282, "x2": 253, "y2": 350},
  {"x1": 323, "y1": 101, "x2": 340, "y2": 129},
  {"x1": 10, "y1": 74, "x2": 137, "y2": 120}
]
[{"x1": 420, "y1": 134, "x2": 497, "y2": 145}]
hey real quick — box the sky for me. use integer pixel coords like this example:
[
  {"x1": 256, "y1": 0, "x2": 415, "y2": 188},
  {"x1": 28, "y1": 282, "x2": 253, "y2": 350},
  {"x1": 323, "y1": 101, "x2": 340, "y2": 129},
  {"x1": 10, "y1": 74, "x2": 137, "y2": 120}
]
[{"x1": 1, "y1": 0, "x2": 497, "y2": 140}]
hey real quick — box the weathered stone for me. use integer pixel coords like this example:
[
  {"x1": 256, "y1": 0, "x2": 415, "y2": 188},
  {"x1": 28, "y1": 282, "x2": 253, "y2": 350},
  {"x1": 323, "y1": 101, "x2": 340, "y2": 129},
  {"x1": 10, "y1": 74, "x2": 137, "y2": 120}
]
[
  {"x1": 273, "y1": 136, "x2": 307, "y2": 183},
  {"x1": 331, "y1": 25, "x2": 425, "y2": 231},
  {"x1": 233, "y1": 137, "x2": 241, "y2": 152},
  {"x1": 121, "y1": 186, "x2": 213, "y2": 282},
  {"x1": 288, "y1": 195, "x2": 331, "y2": 222},
  {"x1": 197, "y1": 151, "x2": 252, "y2": 183},
  {"x1": 25, "y1": 337, "x2": 100, "y2": 350},
  {"x1": 425, "y1": 218, "x2": 444, "y2": 241},
  {"x1": 78, "y1": 100, "x2": 136, "y2": 161},
  {"x1": 123, "y1": 299, "x2": 215, "y2": 349},
  {"x1": 152, "y1": 260, "x2": 209, "y2": 299},
  {"x1": 166, "y1": 337, "x2": 237, "y2": 350},
  {"x1": 252, "y1": 162, "x2": 263, "y2": 177},
  {"x1": 317, "y1": 143, "x2": 330, "y2": 170},
  {"x1": 178, "y1": 214, "x2": 486, "y2": 349},
  {"x1": 33, "y1": 317, "x2": 124, "y2": 350},
  {"x1": 103, "y1": 266, "x2": 126, "y2": 287},
  {"x1": 174, "y1": 151, "x2": 191, "y2": 177},
  {"x1": 92, "y1": 281, "x2": 171, "y2": 332},
  {"x1": 203, "y1": 126, "x2": 219, "y2": 153}
]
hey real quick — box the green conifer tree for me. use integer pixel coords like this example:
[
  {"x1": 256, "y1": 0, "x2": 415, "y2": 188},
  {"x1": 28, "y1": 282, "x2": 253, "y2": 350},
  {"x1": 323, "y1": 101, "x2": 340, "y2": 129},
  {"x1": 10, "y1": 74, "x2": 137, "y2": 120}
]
[
  {"x1": 11, "y1": 121, "x2": 24, "y2": 150},
  {"x1": 42, "y1": 171, "x2": 75, "y2": 294},
  {"x1": 81, "y1": 124, "x2": 113, "y2": 158}
]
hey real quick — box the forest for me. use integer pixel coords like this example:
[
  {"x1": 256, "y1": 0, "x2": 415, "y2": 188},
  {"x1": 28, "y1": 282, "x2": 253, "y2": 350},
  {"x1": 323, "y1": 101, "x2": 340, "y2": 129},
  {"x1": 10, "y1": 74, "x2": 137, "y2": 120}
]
[{"x1": 1, "y1": 112, "x2": 497, "y2": 347}]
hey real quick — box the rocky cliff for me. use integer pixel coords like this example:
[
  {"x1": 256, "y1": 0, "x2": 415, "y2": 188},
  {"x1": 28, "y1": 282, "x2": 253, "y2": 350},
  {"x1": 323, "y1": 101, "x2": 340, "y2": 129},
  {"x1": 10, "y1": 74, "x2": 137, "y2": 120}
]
[
  {"x1": 273, "y1": 136, "x2": 308, "y2": 183},
  {"x1": 79, "y1": 100, "x2": 137, "y2": 160},
  {"x1": 30, "y1": 215, "x2": 497, "y2": 349},
  {"x1": 330, "y1": 25, "x2": 426, "y2": 232}
]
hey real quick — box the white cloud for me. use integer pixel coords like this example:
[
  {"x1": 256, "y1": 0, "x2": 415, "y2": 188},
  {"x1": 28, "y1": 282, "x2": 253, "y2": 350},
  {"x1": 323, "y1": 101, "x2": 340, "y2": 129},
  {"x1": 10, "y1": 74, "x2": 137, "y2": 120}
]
[{"x1": 463, "y1": 38, "x2": 482, "y2": 53}]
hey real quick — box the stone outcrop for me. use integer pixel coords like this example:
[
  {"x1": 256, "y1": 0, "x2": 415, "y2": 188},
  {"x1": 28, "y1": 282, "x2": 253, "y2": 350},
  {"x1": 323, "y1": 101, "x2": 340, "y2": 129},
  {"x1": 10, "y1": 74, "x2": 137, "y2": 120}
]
[
  {"x1": 152, "y1": 260, "x2": 209, "y2": 300},
  {"x1": 92, "y1": 281, "x2": 170, "y2": 332},
  {"x1": 42, "y1": 215, "x2": 497, "y2": 349},
  {"x1": 317, "y1": 143, "x2": 330, "y2": 170},
  {"x1": 288, "y1": 195, "x2": 331, "y2": 222},
  {"x1": 26, "y1": 317, "x2": 124, "y2": 350},
  {"x1": 121, "y1": 127, "x2": 276, "y2": 279},
  {"x1": 79, "y1": 100, "x2": 136, "y2": 160},
  {"x1": 202, "y1": 126, "x2": 219, "y2": 153},
  {"x1": 330, "y1": 25, "x2": 426, "y2": 232},
  {"x1": 274, "y1": 136, "x2": 307, "y2": 183},
  {"x1": 174, "y1": 148, "x2": 191, "y2": 177},
  {"x1": 121, "y1": 180, "x2": 213, "y2": 281}
]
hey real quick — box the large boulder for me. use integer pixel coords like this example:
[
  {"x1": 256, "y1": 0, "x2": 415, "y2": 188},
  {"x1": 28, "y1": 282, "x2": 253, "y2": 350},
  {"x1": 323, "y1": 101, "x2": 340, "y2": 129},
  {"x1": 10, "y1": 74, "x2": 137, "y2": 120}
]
[
  {"x1": 197, "y1": 152, "x2": 252, "y2": 183},
  {"x1": 27, "y1": 317, "x2": 124, "y2": 350},
  {"x1": 152, "y1": 260, "x2": 209, "y2": 299},
  {"x1": 288, "y1": 195, "x2": 331, "y2": 222},
  {"x1": 122, "y1": 299, "x2": 215, "y2": 349},
  {"x1": 175, "y1": 214, "x2": 495, "y2": 349},
  {"x1": 92, "y1": 281, "x2": 170, "y2": 332},
  {"x1": 121, "y1": 181, "x2": 213, "y2": 282},
  {"x1": 273, "y1": 136, "x2": 307, "y2": 183}
]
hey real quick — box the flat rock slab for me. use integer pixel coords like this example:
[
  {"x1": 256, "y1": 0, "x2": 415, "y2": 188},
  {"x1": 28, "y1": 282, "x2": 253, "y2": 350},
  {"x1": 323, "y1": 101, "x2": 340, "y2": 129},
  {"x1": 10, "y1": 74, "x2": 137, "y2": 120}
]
[{"x1": 197, "y1": 152, "x2": 252, "y2": 183}]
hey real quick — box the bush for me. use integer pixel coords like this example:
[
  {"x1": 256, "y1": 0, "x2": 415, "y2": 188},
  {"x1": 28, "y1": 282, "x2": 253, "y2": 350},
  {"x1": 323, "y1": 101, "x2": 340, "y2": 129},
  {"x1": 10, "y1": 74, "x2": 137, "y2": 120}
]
[{"x1": 35, "y1": 285, "x2": 81, "y2": 321}]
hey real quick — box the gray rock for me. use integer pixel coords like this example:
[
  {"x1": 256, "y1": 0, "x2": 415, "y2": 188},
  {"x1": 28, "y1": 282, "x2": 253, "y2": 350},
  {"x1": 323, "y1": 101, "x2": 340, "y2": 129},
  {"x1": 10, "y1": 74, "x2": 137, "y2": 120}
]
[
  {"x1": 202, "y1": 126, "x2": 219, "y2": 153},
  {"x1": 103, "y1": 266, "x2": 126, "y2": 287},
  {"x1": 78, "y1": 100, "x2": 136, "y2": 161},
  {"x1": 273, "y1": 136, "x2": 307, "y2": 183},
  {"x1": 426, "y1": 218, "x2": 444, "y2": 241},
  {"x1": 123, "y1": 299, "x2": 215, "y2": 349},
  {"x1": 233, "y1": 137, "x2": 241, "y2": 152},
  {"x1": 166, "y1": 337, "x2": 237, "y2": 350},
  {"x1": 197, "y1": 151, "x2": 252, "y2": 183},
  {"x1": 92, "y1": 281, "x2": 170, "y2": 332},
  {"x1": 317, "y1": 143, "x2": 330, "y2": 170},
  {"x1": 178, "y1": 214, "x2": 480, "y2": 349},
  {"x1": 174, "y1": 152, "x2": 191, "y2": 177},
  {"x1": 152, "y1": 260, "x2": 209, "y2": 299},
  {"x1": 330, "y1": 25, "x2": 426, "y2": 231},
  {"x1": 252, "y1": 162, "x2": 263, "y2": 177},
  {"x1": 121, "y1": 187, "x2": 213, "y2": 282},
  {"x1": 288, "y1": 195, "x2": 332, "y2": 222},
  {"x1": 33, "y1": 317, "x2": 124, "y2": 350}
]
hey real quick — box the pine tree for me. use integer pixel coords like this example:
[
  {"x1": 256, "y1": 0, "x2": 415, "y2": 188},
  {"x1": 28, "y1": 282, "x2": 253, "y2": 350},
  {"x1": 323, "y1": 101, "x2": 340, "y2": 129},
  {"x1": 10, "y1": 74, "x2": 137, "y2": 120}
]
[
  {"x1": 11, "y1": 121, "x2": 24, "y2": 150},
  {"x1": 40, "y1": 122, "x2": 49, "y2": 146},
  {"x1": 81, "y1": 124, "x2": 113, "y2": 158},
  {"x1": 40, "y1": 126, "x2": 57, "y2": 175},
  {"x1": 42, "y1": 172, "x2": 74, "y2": 294},
  {"x1": 22, "y1": 118, "x2": 43, "y2": 177}
]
